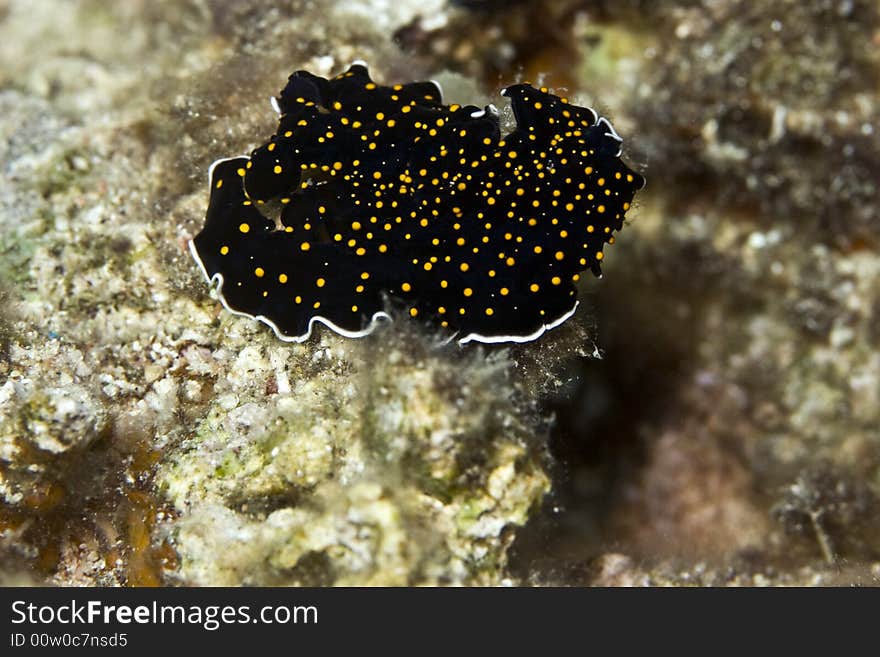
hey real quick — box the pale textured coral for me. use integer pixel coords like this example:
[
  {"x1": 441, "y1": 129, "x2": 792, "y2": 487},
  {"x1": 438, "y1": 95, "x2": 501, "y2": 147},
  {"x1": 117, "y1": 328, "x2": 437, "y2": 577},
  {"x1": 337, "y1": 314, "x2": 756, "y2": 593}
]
[
  {"x1": 160, "y1": 329, "x2": 550, "y2": 585},
  {"x1": 0, "y1": 231, "x2": 114, "y2": 506}
]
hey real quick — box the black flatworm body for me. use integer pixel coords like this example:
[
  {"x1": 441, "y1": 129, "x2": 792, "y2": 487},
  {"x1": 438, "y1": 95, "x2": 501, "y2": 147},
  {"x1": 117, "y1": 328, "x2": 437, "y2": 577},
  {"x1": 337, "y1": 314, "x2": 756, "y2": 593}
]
[{"x1": 190, "y1": 62, "x2": 644, "y2": 344}]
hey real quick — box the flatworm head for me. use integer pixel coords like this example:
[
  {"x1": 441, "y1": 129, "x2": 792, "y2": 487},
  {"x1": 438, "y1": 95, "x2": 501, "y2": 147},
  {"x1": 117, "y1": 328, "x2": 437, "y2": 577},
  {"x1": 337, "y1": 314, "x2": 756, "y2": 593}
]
[{"x1": 190, "y1": 63, "x2": 644, "y2": 344}]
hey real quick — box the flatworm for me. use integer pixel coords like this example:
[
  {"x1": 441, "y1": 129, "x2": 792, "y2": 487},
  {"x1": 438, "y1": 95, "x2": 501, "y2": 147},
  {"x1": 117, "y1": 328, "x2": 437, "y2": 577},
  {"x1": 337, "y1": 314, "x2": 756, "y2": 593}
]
[{"x1": 190, "y1": 62, "x2": 644, "y2": 344}]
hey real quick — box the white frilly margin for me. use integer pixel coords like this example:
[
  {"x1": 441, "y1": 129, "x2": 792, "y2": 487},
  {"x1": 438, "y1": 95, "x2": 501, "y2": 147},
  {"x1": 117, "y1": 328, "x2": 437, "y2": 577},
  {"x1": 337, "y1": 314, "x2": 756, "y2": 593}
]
[
  {"x1": 456, "y1": 302, "x2": 578, "y2": 345},
  {"x1": 189, "y1": 238, "x2": 393, "y2": 343},
  {"x1": 194, "y1": 154, "x2": 393, "y2": 343},
  {"x1": 191, "y1": 234, "x2": 573, "y2": 345}
]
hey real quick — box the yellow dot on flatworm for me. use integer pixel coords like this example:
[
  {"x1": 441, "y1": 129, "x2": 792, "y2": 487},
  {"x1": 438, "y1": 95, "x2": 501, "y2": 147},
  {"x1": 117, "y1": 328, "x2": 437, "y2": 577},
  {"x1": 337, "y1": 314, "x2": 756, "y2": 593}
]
[
  {"x1": 278, "y1": 273, "x2": 288, "y2": 283},
  {"x1": 365, "y1": 82, "x2": 376, "y2": 90},
  {"x1": 254, "y1": 267, "x2": 264, "y2": 278},
  {"x1": 463, "y1": 288, "x2": 473, "y2": 297},
  {"x1": 500, "y1": 287, "x2": 509, "y2": 296},
  {"x1": 506, "y1": 257, "x2": 515, "y2": 266},
  {"x1": 401, "y1": 282, "x2": 412, "y2": 292},
  {"x1": 273, "y1": 165, "x2": 282, "y2": 174},
  {"x1": 460, "y1": 263, "x2": 469, "y2": 272},
  {"x1": 424, "y1": 262, "x2": 433, "y2": 271},
  {"x1": 598, "y1": 205, "x2": 606, "y2": 213},
  {"x1": 333, "y1": 161, "x2": 343, "y2": 170},
  {"x1": 361, "y1": 272, "x2": 370, "y2": 280},
  {"x1": 555, "y1": 251, "x2": 564, "y2": 260},
  {"x1": 376, "y1": 112, "x2": 385, "y2": 120},
  {"x1": 236, "y1": 168, "x2": 245, "y2": 177},
  {"x1": 239, "y1": 223, "x2": 250, "y2": 233},
  {"x1": 333, "y1": 101, "x2": 342, "y2": 110},
  {"x1": 623, "y1": 202, "x2": 630, "y2": 210},
  {"x1": 551, "y1": 276, "x2": 561, "y2": 285},
  {"x1": 533, "y1": 245, "x2": 542, "y2": 254},
  {"x1": 356, "y1": 247, "x2": 366, "y2": 256},
  {"x1": 352, "y1": 305, "x2": 358, "y2": 312},
  {"x1": 313, "y1": 301, "x2": 321, "y2": 309},
  {"x1": 487, "y1": 197, "x2": 496, "y2": 205},
  {"x1": 596, "y1": 251, "x2": 604, "y2": 260},
  {"x1": 316, "y1": 277, "x2": 326, "y2": 287},
  {"x1": 373, "y1": 171, "x2": 382, "y2": 179},
  {"x1": 530, "y1": 283, "x2": 540, "y2": 292},
  {"x1": 220, "y1": 246, "x2": 229, "y2": 255},
  {"x1": 438, "y1": 306, "x2": 446, "y2": 314},
  {"x1": 215, "y1": 179, "x2": 223, "y2": 188},
  {"x1": 295, "y1": 296, "x2": 302, "y2": 304},
  {"x1": 300, "y1": 241, "x2": 311, "y2": 251},
  {"x1": 268, "y1": 143, "x2": 276, "y2": 152},
  {"x1": 410, "y1": 307, "x2": 418, "y2": 317},
  {"x1": 486, "y1": 307, "x2": 494, "y2": 316},
  {"x1": 440, "y1": 279, "x2": 448, "y2": 288}
]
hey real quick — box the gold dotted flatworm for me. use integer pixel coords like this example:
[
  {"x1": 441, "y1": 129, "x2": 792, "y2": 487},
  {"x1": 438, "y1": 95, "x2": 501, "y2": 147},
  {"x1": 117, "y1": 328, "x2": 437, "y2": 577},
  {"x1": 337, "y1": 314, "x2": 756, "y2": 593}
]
[{"x1": 190, "y1": 62, "x2": 644, "y2": 344}]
